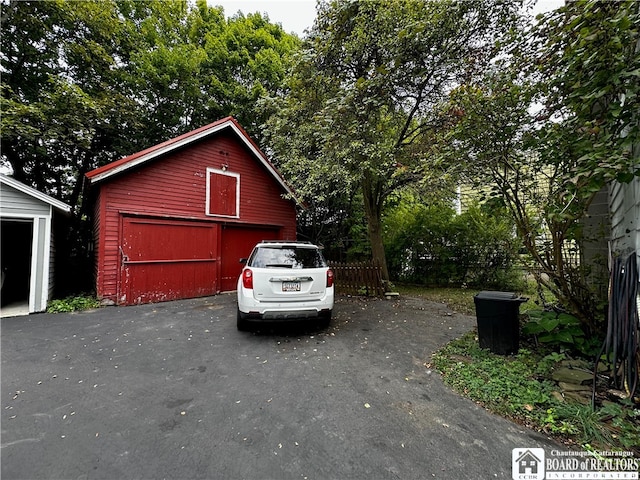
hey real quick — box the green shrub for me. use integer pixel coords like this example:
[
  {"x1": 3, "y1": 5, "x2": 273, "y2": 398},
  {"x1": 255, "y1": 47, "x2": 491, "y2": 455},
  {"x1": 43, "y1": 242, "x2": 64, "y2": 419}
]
[
  {"x1": 384, "y1": 197, "x2": 521, "y2": 289},
  {"x1": 523, "y1": 310, "x2": 602, "y2": 357},
  {"x1": 47, "y1": 295, "x2": 100, "y2": 313}
]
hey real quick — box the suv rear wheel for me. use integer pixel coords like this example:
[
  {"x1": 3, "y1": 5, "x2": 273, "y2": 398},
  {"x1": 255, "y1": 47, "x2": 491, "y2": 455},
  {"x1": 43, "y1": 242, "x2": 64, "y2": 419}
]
[
  {"x1": 317, "y1": 310, "x2": 332, "y2": 329},
  {"x1": 237, "y1": 308, "x2": 249, "y2": 331}
]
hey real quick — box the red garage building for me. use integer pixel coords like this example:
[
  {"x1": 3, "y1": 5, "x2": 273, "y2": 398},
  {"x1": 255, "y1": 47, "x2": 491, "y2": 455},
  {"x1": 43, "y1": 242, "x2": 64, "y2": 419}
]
[{"x1": 86, "y1": 117, "x2": 298, "y2": 305}]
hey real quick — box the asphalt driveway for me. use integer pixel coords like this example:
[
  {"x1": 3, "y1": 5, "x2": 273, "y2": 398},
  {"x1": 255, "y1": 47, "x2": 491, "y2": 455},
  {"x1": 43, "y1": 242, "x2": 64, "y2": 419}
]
[{"x1": 1, "y1": 293, "x2": 562, "y2": 479}]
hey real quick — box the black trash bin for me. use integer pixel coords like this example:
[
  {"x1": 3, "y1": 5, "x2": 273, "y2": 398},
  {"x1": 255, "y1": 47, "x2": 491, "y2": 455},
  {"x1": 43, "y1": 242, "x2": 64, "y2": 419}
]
[{"x1": 473, "y1": 291, "x2": 527, "y2": 355}]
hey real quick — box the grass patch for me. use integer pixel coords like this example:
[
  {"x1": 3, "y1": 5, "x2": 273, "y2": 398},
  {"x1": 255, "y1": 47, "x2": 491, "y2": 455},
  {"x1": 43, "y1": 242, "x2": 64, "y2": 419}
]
[
  {"x1": 395, "y1": 282, "x2": 541, "y2": 316},
  {"x1": 395, "y1": 285, "x2": 478, "y2": 315}
]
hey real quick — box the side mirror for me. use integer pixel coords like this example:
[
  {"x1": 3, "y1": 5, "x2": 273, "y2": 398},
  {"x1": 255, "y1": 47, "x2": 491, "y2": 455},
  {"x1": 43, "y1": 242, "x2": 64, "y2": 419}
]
[{"x1": 239, "y1": 258, "x2": 247, "y2": 264}]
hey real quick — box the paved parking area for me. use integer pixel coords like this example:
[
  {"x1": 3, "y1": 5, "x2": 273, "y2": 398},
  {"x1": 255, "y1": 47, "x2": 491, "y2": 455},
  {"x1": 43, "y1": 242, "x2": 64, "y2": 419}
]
[{"x1": 1, "y1": 293, "x2": 562, "y2": 479}]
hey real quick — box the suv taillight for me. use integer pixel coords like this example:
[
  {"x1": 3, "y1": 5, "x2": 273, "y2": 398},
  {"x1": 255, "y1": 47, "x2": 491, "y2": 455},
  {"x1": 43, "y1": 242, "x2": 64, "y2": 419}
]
[
  {"x1": 242, "y1": 269, "x2": 253, "y2": 289},
  {"x1": 326, "y1": 269, "x2": 334, "y2": 288}
]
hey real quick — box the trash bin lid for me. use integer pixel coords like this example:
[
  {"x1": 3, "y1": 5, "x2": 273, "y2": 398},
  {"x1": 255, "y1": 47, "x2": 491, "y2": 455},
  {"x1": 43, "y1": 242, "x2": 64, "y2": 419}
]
[
  {"x1": 475, "y1": 291, "x2": 517, "y2": 299},
  {"x1": 474, "y1": 291, "x2": 528, "y2": 302}
]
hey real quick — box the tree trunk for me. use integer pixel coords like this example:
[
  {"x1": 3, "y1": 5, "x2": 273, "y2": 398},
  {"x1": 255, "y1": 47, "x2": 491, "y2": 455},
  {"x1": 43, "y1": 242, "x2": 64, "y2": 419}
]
[{"x1": 361, "y1": 172, "x2": 390, "y2": 285}]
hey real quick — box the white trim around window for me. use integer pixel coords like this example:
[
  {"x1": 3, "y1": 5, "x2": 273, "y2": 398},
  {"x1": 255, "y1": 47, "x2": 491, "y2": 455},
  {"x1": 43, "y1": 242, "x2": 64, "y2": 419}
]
[{"x1": 205, "y1": 167, "x2": 240, "y2": 218}]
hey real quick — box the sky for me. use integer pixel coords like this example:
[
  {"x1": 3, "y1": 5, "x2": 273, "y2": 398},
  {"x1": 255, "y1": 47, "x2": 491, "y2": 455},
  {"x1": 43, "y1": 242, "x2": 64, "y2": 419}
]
[
  {"x1": 212, "y1": 0, "x2": 317, "y2": 36},
  {"x1": 212, "y1": 0, "x2": 565, "y2": 37}
]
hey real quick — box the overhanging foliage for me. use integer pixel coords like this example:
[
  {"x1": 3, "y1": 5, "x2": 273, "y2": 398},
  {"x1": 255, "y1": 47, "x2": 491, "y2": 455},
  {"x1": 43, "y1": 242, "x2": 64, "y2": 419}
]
[{"x1": 437, "y1": 0, "x2": 640, "y2": 326}]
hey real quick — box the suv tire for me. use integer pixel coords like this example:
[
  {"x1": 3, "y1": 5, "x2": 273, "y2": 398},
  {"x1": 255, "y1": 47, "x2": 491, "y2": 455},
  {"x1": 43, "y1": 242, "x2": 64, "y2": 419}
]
[{"x1": 237, "y1": 309, "x2": 250, "y2": 331}]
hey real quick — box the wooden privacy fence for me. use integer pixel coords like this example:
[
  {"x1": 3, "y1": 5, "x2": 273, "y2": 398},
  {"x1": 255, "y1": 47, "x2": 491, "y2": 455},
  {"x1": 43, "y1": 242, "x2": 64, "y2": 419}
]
[{"x1": 328, "y1": 261, "x2": 385, "y2": 297}]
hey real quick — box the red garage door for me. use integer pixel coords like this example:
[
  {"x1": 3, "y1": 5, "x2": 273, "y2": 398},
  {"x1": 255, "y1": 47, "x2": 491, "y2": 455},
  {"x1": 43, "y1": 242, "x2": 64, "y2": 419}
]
[
  {"x1": 119, "y1": 217, "x2": 218, "y2": 305},
  {"x1": 219, "y1": 226, "x2": 279, "y2": 292}
]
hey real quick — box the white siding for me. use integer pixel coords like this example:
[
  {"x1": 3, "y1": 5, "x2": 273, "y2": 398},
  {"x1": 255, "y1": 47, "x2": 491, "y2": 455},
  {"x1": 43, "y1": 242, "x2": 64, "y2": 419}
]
[
  {"x1": 609, "y1": 175, "x2": 640, "y2": 266},
  {"x1": 609, "y1": 171, "x2": 640, "y2": 324},
  {"x1": 0, "y1": 177, "x2": 70, "y2": 314},
  {"x1": 0, "y1": 183, "x2": 50, "y2": 217}
]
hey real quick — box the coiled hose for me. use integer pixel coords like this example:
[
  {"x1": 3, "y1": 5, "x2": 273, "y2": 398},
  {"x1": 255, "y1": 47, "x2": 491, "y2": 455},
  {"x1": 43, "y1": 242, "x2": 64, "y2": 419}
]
[{"x1": 593, "y1": 253, "x2": 639, "y2": 406}]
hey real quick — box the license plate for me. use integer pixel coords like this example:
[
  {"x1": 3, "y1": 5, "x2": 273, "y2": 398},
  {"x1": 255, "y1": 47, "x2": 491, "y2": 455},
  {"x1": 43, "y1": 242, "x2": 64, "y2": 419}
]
[{"x1": 282, "y1": 281, "x2": 301, "y2": 292}]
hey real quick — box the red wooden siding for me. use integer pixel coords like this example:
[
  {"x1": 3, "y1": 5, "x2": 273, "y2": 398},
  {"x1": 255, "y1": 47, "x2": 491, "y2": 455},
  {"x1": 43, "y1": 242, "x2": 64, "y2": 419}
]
[
  {"x1": 219, "y1": 225, "x2": 279, "y2": 292},
  {"x1": 120, "y1": 217, "x2": 217, "y2": 304},
  {"x1": 91, "y1": 128, "x2": 297, "y2": 304},
  {"x1": 98, "y1": 131, "x2": 296, "y2": 225}
]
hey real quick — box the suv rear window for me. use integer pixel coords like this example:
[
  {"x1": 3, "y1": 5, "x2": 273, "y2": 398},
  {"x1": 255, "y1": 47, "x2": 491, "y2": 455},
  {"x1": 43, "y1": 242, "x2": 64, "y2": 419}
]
[{"x1": 248, "y1": 246, "x2": 327, "y2": 269}]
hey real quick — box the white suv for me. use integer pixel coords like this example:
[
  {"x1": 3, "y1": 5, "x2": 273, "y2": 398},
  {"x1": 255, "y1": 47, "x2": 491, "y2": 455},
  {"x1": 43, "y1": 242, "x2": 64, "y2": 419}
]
[{"x1": 236, "y1": 241, "x2": 334, "y2": 330}]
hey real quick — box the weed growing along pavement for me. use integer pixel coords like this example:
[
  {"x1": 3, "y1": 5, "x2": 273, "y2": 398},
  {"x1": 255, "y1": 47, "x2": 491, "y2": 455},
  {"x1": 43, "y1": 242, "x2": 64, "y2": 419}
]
[
  {"x1": 46, "y1": 294, "x2": 101, "y2": 313},
  {"x1": 430, "y1": 328, "x2": 640, "y2": 454}
]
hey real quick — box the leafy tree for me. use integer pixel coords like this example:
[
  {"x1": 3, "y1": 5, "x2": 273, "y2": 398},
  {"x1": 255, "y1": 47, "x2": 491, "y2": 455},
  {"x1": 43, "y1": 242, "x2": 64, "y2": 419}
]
[
  {"x1": 1, "y1": 0, "x2": 300, "y2": 205},
  {"x1": 295, "y1": 181, "x2": 367, "y2": 261},
  {"x1": 265, "y1": 0, "x2": 523, "y2": 283},
  {"x1": 1, "y1": 0, "x2": 138, "y2": 205},
  {"x1": 125, "y1": 0, "x2": 300, "y2": 146},
  {"x1": 439, "y1": 0, "x2": 640, "y2": 327},
  {"x1": 209, "y1": 10, "x2": 300, "y2": 135}
]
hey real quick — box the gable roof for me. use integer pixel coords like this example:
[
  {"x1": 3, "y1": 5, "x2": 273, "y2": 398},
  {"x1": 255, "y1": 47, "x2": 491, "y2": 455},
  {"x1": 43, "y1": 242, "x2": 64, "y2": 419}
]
[
  {"x1": 0, "y1": 174, "x2": 72, "y2": 213},
  {"x1": 516, "y1": 450, "x2": 541, "y2": 463},
  {"x1": 85, "y1": 116, "x2": 296, "y2": 199}
]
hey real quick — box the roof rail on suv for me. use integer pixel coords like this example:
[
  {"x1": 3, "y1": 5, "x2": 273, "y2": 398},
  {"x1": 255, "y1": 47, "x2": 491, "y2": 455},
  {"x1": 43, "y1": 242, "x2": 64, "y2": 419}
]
[{"x1": 259, "y1": 240, "x2": 314, "y2": 245}]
